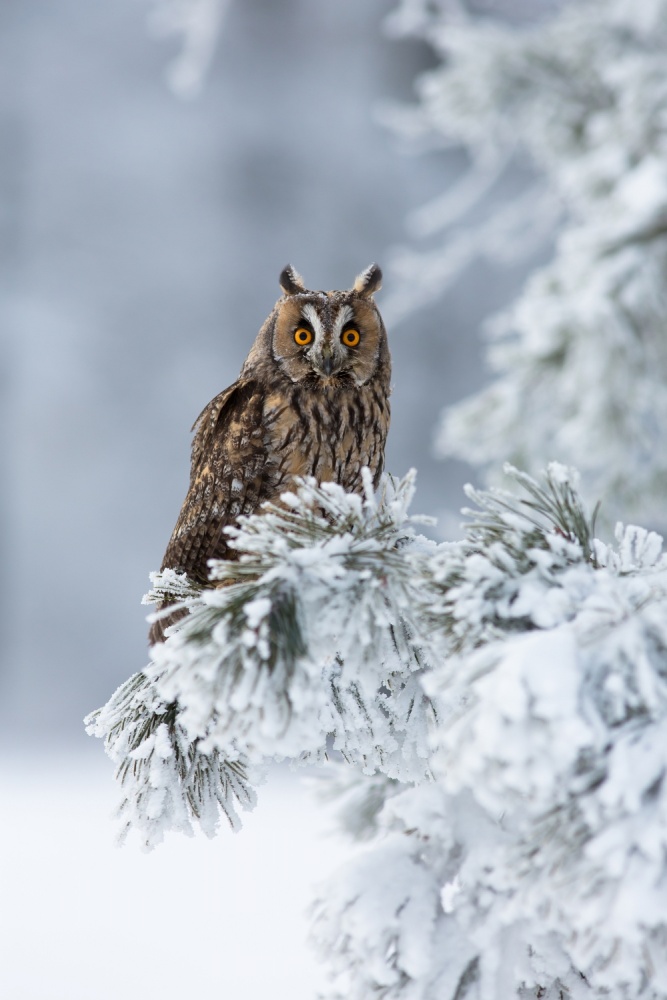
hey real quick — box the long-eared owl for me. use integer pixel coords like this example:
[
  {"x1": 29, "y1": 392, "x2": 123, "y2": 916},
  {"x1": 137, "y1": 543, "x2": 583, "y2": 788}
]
[{"x1": 149, "y1": 263, "x2": 391, "y2": 644}]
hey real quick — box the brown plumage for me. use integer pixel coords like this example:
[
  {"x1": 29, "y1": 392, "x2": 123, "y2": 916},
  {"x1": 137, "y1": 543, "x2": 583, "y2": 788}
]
[{"x1": 149, "y1": 263, "x2": 391, "y2": 644}]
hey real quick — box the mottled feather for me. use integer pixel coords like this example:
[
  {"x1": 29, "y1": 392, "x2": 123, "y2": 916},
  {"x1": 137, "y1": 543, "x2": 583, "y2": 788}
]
[{"x1": 149, "y1": 265, "x2": 391, "y2": 644}]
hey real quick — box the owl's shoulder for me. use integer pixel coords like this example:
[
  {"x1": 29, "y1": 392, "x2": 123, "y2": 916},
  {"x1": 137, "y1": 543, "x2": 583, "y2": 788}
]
[{"x1": 189, "y1": 378, "x2": 264, "y2": 467}]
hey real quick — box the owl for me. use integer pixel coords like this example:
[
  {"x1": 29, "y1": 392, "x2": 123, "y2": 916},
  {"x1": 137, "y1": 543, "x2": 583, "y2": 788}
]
[{"x1": 149, "y1": 263, "x2": 391, "y2": 644}]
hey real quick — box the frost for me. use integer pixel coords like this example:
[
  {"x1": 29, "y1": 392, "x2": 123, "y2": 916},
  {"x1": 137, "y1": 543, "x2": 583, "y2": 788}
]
[
  {"x1": 309, "y1": 466, "x2": 667, "y2": 1000},
  {"x1": 84, "y1": 672, "x2": 259, "y2": 849},
  {"x1": 87, "y1": 472, "x2": 434, "y2": 847},
  {"x1": 387, "y1": 0, "x2": 667, "y2": 527},
  {"x1": 88, "y1": 464, "x2": 667, "y2": 995}
]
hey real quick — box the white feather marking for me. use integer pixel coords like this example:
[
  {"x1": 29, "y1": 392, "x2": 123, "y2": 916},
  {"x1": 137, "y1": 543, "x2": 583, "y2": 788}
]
[
  {"x1": 333, "y1": 304, "x2": 354, "y2": 339},
  {"x1": 301, "y1": 303, "x2": 325, "y2": 342}
]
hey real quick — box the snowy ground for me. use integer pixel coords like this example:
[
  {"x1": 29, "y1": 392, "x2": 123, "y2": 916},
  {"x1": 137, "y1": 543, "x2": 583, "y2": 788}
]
[{"x1": 0, "y1": 754, "x2": 350, "y2": 1000}]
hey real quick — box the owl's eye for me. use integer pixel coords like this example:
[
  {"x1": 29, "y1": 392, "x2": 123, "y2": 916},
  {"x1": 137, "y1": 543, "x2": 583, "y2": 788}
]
[
  {"x1": 294, "y1": 327, "x2": 313, "y2": 346},
  {"x1": 342, "y1": 328, "x2": 360, "y2": 348}
]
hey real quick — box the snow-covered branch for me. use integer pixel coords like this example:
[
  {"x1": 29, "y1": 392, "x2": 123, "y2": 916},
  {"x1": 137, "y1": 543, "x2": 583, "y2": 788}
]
[
  {"x1": 312, "y1": 464, "x2": 667, "y2": 1000},
  {"x1": 86, "y1": 472, "x2": 435, "y2": 849},
  {"x1": 88, "y1": 464, "x2": 667, "y2": 995},
  {"x1": 85, "y1": 670, "x2": 258, "y2": 847}
]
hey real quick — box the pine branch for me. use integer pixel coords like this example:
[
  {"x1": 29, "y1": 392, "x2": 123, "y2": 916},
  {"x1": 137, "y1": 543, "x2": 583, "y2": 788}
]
[
  {"x1": 87, "y1": 471, "x2": 435, "y2": 844},
  {"x1": 84, "y1": 671, "x2": 258, "y2": 849},
  {"x1": 464, "y1": 462, "x2": 599, "y2": 562},
  {"x1": 88, "y1": 459, "x2": 667, "y2": 996},
  {"x1": 418, "y1": 463, "x2": 600, "y2": 653},
  {"x1": 312, "y1": 463, "x2": 667, "y2": 1000}
]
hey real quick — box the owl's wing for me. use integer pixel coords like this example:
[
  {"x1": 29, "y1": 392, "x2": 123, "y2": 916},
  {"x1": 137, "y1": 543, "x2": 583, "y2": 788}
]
[
  {"x1": 189, "y1": 383, "x2": 239, "y2": 479},
  {"x1": 159, "y1": 378, "x2": 268, "y2": 585}
]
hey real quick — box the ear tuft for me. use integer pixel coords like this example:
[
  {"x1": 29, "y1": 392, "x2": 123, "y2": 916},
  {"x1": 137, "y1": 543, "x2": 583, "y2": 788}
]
[
  {"x1": 279, "y1": 264, "x2": 306, "y2": 296},
  {"x1": 353, "y1": 263, "x2": 383, "y2": 297}
]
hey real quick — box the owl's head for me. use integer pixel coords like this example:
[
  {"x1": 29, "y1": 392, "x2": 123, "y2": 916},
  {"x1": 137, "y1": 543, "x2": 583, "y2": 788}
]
[{"x1": 244, "y1": 264, "x2": 390, "y2": 388}]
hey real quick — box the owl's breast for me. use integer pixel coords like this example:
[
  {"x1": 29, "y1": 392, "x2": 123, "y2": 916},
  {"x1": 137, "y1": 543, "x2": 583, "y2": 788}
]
[{"x1": 262, "y1": 379, "x2": 390, "y2": 498}]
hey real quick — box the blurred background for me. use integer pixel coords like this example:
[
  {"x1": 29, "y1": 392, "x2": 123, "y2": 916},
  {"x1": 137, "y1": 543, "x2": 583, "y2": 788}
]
[
  {"x1": 1, "y1": 0, "x2": 534, "y2": 749},
  {"x1": 0, "y1": 2, "x2": 538, "y2": 996}
]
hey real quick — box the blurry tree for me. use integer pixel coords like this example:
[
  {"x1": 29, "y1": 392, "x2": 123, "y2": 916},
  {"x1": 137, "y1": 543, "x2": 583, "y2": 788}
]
[
  {"x1": 147, "y1": 0, "x2": 230, "y2": 96},
  {"x1": 384, "y1": 0, "x2": 667, "y2": 528}
]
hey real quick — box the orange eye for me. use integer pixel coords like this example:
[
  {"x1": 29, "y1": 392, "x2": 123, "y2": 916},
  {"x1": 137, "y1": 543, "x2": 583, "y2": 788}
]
[
  {"x1": 342, "y1": 328, "x2": 360, "y2": 348},
  {"x1": 294, "y1": 327, "x2": 313, "y2": 346}
]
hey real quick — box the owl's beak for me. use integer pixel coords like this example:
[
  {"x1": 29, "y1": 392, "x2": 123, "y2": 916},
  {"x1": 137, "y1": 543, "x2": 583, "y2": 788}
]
[
  {"x1": 320, "y1": 353, "x2": 334, "y2": 376},
  {"x1": 316, "y1": 343, "x2": 336, "y2": 376}
]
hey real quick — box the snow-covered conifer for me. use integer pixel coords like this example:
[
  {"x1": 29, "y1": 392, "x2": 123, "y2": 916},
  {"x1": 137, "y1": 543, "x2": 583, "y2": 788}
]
[
  {"x1": 312, "y1": 465, "x2": 667, "y2": 1000},
  {"x1": 385, "y1": 0, "x2": 667, "y2": 526},
  {"x1": 89, "y1": 464, "x2": 667, "y2": 996}
]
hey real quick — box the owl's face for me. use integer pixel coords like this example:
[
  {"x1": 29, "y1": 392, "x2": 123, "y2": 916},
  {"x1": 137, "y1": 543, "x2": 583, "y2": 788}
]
[{"x1": 244, "y1": 264, "x2": 390, "y2": 388}]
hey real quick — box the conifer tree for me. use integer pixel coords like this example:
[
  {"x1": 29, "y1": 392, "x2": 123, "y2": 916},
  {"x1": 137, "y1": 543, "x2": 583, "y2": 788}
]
[
  {"x1": 88, "y1": 465, "x2": 667, "y2": 997},
  {"x1": 385, "y1": 0, "x2": 667, "y2": 527}
]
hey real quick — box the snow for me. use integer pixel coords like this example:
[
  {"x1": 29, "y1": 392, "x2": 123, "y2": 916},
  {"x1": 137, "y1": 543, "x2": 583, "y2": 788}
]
[
  {"x1": 388, "y1": 0, "x2": 667, "y2": 530},
  {"x1": 0, "y1": 754, "x2": 349, "y2": 1000},
  {"x1": 109, "y1": 473, "x2": 433, "y2": 848}
]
